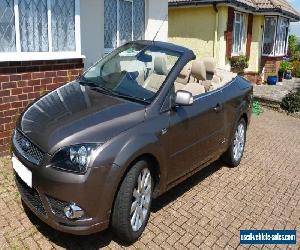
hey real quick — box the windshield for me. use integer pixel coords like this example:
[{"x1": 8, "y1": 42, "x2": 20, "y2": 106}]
[{"x1": 81, "y1": 43, "x2": 181, "y2": 103}]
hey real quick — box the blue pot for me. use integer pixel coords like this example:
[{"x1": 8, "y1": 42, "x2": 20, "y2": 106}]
[
  {"x1": 267, "y1": 76, "x2": 278, "y2": 85},
  {"x1": 283, "y1": 71, "x2": 292, "y2": 80}
]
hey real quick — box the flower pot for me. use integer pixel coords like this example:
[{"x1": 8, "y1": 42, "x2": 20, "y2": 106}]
[
  {"x1": 283, "y1": 71, "x2": 292, "y2": 80},
  {"x1": 231, "y1": 68, "x2": 244, "y2": 75},
  {"x1": 278, "y1": 71, "x2": 283, "y2": 82},
  {"x1": 267, "y1": 76, "x2": 278, "y2": 85}
]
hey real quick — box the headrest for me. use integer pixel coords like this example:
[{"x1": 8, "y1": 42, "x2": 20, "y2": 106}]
[
  {"x1": 191, "y1": 60, "x2": 206, "y2": 81},
  {"x1": 154, "y1": 56, "x2": 168, "y2": 75},
  {"x1": 176, "y1": 65, "x2": 190, "y2": 84},
  {"x1": 203, "y1": 57, "x2": 216, "y2": 80},
  {"x1": 203, "y1": 57, "x2": 216, "y2": 74}
]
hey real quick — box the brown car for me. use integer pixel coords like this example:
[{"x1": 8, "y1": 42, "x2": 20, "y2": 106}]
[{"x1": 12, "y1": 41, "x2": 252, "y2": 243}]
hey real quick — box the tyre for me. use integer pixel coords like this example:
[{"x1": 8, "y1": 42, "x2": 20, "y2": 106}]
[
  {"x1": 222, "y1": 118, "x2": 247, "y2": 167},
  {"x1": 111, "y1": 160, "x2": 153, "y2": 243}
]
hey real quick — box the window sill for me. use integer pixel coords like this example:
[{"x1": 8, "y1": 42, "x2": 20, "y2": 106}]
[
  {"x1": 261, "y1": 54, "x2": 286, "y2": 58},
  {"x1": 0, "y1": 52, "x2": 86, "y2": 62},
  {"x1": 231, "y1": 52, "x2": 246, "y2": 57}
]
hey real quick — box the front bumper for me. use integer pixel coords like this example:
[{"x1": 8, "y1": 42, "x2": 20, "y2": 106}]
[{"x1": 12, "y1": 146, "x2": 111, "y2": 235}]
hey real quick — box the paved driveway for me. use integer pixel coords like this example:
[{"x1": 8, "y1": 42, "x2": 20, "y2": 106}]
[{"x1": 0, "y1": 109, "x2": 299, "y2": 250}]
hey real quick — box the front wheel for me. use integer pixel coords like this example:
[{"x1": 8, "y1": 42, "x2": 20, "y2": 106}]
[
  {"x1": 111, "y1": 160, "x2": 153, "y2": 243},
  {"x1": 222, "y1": 118, "x2": 247, "y2": 167}
]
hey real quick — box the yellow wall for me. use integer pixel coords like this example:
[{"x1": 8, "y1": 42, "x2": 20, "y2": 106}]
[
  {"x1": 169, "y1": 7, "x2": 216, "y2": 58},
  {"x1": 246, "y1": 15, "x2": 264, "y2": 73},
  {"x1": 169, "y1": 6, "x2": 229, "y2": 69}
]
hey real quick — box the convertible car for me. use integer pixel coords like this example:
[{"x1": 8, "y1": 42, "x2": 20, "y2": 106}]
[{"x1": 12, "y1": 41, "x2": 252, "y2": 243}]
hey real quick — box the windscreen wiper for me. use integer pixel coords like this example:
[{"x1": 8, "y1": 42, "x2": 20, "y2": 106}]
[
  {"x1": 112, "y1": 91, "x2": 150, "y2": 104},
  {"x1": 91, "y1": 86, "x2": 149, "y2": 104},
  {"x1": 79, "y1": 79, "x2": 149, "y2": 104},
  {"x1": 78, "y1": 78, "x2": 100, "y2": 88}
]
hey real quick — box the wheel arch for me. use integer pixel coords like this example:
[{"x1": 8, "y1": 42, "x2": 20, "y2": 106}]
[
  {"x1": 240, "y1": 113, "x2": 248, "y2": 128},
  {"x1": 120, "y1": 153, "x2": 162, "y2": 198}
]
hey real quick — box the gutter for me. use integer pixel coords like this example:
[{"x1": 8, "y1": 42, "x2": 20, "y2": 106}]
[{"x1": 169, "y1": 0, "x2": 300, "y2": 21}]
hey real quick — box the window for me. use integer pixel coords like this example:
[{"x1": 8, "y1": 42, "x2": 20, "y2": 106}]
[
  {"x1": 275, "y1": 17, "x2": 289, "y2": 55},
  {"x1": 232, "y1": 12, "x2": 247, "y2": 56},
  {"x1": 0, "y1": 0, "x2": 16, "y2": 52},
  {"x1": 262, "y1": 16, "x2": 289, "y2": 56},
  {"x1": 19, "y1": 0, "x2": 49, "y2": 52},
  {"x1": 0, "y1": 0, "x2": 80, "y2": 60},
  {"x1": 104, "y1": 0, "x2": 145, "y2": 52}
]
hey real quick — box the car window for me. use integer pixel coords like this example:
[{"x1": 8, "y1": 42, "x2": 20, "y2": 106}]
[{"x1": 82, "y1": 44, "x2": 181, "y2": 103}]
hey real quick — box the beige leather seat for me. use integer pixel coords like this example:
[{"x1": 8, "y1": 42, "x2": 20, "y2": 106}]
[
  {"x1": 202, "y1": 57, "x2": 225, "y2": 91},
  {"x1": 174, "y1": 65, "x2": 191, "y2": 92},
  {"x1": 182, "y1": 60, "x2": 206, "y2": 96},
  {"x1": 143, "y1": 56, "x2": 167, "y2": 92},
  {"x1": 203, "y1": 57, "x2": 216, "y2": 80}
]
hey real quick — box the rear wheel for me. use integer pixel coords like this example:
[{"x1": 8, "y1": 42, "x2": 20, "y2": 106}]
[
  {"x1": 111, "y1": 160, "x2": 153, "y2": 243},
  {"x1": 222, "y1": 118, "x2": 246, "y2": 167}
]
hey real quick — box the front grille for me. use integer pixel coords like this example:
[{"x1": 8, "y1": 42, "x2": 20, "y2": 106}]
[
  {"x1": 47, "y1": 196, "x2": 68, "y2": 218},
  {"x1": 13, "y1": 130, "x2": 45, "y2": 165},
  {"x1": 15, "y1": 174, "x2": 46, "y2": 216}
]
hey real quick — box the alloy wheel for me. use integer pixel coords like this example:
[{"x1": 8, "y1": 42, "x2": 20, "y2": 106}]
[
  {"x1": 130, "y1": 168, "x2": 152, "y2": 232},
  {"x1": 233, "y1": 123, "x2": 245, "y2": 162}
]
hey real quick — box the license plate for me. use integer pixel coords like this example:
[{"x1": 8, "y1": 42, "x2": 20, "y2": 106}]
[{"x1": 12, "y1": 155, "x2": 32, "y2": 188}]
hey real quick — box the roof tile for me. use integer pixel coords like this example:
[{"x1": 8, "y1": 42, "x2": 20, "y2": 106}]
[{"x1": 169, "y1": 0, "x2": 300, "y2": 19}]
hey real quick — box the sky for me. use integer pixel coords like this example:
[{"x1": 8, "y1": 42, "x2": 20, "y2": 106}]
[{"x1": 288, "y1": 0, "x2": 300, "y2": 37}]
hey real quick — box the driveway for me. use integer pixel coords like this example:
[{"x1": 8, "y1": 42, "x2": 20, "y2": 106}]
[{"x1": 0, "y1": 109, "x2": 299, "y2": 249}]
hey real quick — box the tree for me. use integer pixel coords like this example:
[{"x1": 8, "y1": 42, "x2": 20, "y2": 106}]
[{"x1": 288, "y1": 35, "x2": 298, "y2": 56}]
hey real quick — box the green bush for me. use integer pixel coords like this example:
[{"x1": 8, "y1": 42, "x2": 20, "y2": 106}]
[
  {"x1": 288, "y1": 35, "x2": 298, "y2": 56},
  {"x1": 291, "y1": 60, "x2": 300, "y2": 77},
  {"x1": 281, "y1": 88, "x2": 300, "y2": 113},
  {"x1": 230, "y1": 55, "x2": 249, "y2": 73},
  {"x1": 292, "y1": 51, "x2": 300, "y2": 61},
  {"x1": 279, "y1": 60, "x2": 293, "y2": 72}
]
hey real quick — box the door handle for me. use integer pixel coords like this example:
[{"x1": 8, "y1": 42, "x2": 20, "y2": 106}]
[{"x1": 214, "y1": 103, "x2": 223, "y2": 112}]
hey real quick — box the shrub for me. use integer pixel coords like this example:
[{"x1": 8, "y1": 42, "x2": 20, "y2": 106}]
[
  {"x1": 279, "y1": 60, "x2": 293, "y2": 72},
  {"x1": 281, "y1": 88, "x2": 300, "y2": 113},
  {"x1": 288, "y1": 35, "x2": 298, "y2": 56},
  {"x1": 230, "y1": 55, "x2": 249, "y2": 73},
  {"x1": 292, "y1": 51, "x2": 300, "y2": 61},
  {"x1": 291, "y1": 60, "x2": 300, "y2": 78}
]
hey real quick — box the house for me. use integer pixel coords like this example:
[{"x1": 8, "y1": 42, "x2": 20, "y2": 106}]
[
  {"x1": 168, "y1": 0, "x2": 300, "y2": 82},
  {"x1": 0, "y1": 0, "x2": 168, "y2": 157}
]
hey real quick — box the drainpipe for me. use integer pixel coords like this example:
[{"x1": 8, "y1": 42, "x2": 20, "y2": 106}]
[{"x1": 213, "y1": 3, "x2": 219, "y2": 59}]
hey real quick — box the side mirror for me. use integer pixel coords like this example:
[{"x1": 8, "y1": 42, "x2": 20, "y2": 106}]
[{"x1": 175, "y1": 90, "x2": 193, "y2": 106}]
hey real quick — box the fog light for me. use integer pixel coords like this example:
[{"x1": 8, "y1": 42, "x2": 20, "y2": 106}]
[{"x1": 64, "y1": 203, "x2": 84, "y2": 220}]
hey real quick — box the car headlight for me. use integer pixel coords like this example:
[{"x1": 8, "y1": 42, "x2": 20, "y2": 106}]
[{"x1": 51, "y1": 144, "x2": 100, "y2": 174}]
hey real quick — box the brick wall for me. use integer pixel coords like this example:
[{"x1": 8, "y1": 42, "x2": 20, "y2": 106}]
[
  {"x1": 244, "y1": 72, "x2": 260, "y2": 84},
  {"x1": 261, "y1": 56, "x2": 283, "y2": 77},
  {"x1": 0, "y1": 59, "x2": 84, "y2": 157}
]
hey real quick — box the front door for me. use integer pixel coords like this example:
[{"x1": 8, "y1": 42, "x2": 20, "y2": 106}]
[{"x1": 164, "y1": 90, "x2": 226, "y2": 185}]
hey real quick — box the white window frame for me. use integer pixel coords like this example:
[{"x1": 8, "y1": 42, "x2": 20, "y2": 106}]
[
  {"x1": 262, "y1": 16, "x2": 290, "y2": 57},
  {"x1": 104, "y1": 0, "x2": 146, "y2": 54},
  {"x1": 0, "y1": 0, "x2": 82, "y2": 62},
  {"x1": 232, "y1": 11, "x2": 247, "y2": 56}
]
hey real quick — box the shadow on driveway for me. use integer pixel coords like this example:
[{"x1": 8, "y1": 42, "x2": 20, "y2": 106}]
[{"x1": 23, "y1": 160, "x2": 224, "y2": 249}]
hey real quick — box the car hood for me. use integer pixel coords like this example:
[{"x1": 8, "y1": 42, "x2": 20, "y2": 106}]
[{"x1": 17, "y1": 82, "x2": 146, "y2": 154}]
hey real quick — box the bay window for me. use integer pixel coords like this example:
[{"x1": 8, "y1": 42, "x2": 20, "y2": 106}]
[
  {"x1": 104, "y1": 0, "x2": 145, "y2": 52},
  {"x1": 0, "y1": 0, "x2": 81, "y2": 60},
  {"x1": 232, "y1": 12, "x2": 247, "y2": 56},
  {"x1": 262, "y1": 16, "x2": 289, "y2": 56}
]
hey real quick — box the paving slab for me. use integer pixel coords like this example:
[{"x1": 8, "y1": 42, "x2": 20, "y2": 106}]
[{"x1": 0, "y1": 109, "x2": 299, "y2": 249}]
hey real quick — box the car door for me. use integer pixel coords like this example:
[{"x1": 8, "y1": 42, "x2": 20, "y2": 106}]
[{"x1": 163, "y1": 89, "x2": 226, "y2": 185}]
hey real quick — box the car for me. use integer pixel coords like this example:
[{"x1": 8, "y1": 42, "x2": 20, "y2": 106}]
[{"x1": 11, "y1": 40, "x2": 252, "y2": 243}]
